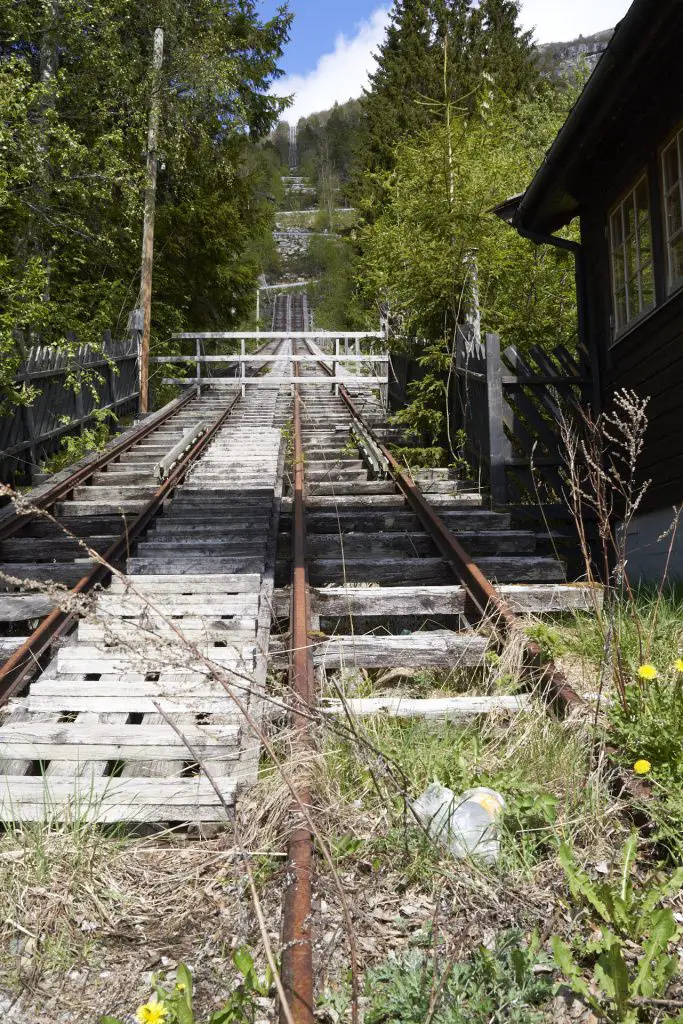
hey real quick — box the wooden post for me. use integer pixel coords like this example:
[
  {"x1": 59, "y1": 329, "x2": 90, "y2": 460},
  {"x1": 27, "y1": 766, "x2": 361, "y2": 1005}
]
[
  {"x1": 241, "y1": 338, "x2": 246, "y2": 397},
  {"x1": 334, "y1": 338, "x2": 340, "y2": 396},
  {"x1": 103, "y1": 330, "x2": 118, "y2": 408},
  {"x1": 138, "y1": 26, "x2": 164, "y2": 415},
  {"x1": 485, "y1": 333, "x2": 507, "y2": 508},
  {"x1": 195, "y1": 338, "x2": 201, "y2": 396},
  {"x1": 21, "y1": 405, "x2": 39, "y2": 484}
]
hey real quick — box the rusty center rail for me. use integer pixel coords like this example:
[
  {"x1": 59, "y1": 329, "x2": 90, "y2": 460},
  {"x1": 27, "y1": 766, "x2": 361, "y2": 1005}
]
[
  {"x1": 0, "y1": 389, "x2": 242, "y2": 706},
  {"x1": 280, "y1": 351, "x2": 316, "y2": 1024}
]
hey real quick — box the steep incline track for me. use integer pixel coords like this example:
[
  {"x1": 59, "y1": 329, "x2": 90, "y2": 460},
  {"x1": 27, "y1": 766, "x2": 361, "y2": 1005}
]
[{"x1": 0, "y1": 294, "x2": 596, "y2": 831}]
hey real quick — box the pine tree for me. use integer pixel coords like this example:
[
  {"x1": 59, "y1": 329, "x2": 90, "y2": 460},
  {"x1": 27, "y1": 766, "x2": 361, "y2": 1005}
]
[
  {"x1": 358, "y1": 0, "x2": 540, "y2": 177},
  {"x1": 361, "y1": 0, "x2": 437, "y2": 173}
]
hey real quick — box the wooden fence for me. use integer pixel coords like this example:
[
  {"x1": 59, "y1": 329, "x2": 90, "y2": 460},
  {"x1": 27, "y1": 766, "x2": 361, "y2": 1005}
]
[
  {"x1": 452, "y1": 329, "x2": 589, "y2": 509},
  {"x1": 388, "y1": 329, "x2": 594, "y2": 574},
  {"x1": 0, "y1": 332, "x2": 139, "y2": 484}
]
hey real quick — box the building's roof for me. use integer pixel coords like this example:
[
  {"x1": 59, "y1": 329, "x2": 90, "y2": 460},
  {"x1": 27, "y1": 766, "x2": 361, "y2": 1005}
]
[{"x1": 510, "y1": 0, "x2": 679, "y2": 236}]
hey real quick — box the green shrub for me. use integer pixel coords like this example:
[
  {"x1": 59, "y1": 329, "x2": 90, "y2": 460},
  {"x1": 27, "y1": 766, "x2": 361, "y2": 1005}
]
[
  {"x1": 552, "y1": 835, "x2": 683, "y2": 1023},
  {"x1": 42, "y1": 408, "x2": 116, "y2": 473},
  {"x1": 365, "y1": 929, "x2": 552, "y2": 1024}
]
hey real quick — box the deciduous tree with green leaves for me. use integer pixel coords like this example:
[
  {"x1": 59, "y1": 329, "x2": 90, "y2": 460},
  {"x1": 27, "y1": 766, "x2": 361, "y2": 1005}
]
[{"x1": 0, "y1": 0, "x2": 291, "y2": 403}]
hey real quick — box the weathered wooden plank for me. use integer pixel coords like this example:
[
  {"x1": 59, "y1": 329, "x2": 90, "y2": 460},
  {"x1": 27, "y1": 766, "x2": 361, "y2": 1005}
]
[
  {"x1": 127, "y1": 556, "x2": 265, "y2": 575},
  {"x1": 0, "y1": 776, "x2": 236, "y2": 822},
  {"x1": 321, "y1": 696, "x2": 531, "y2": 719},
  {"x1": 78, "y1": 618, "x2": 258, "y2": 643},
  {"x1": 290, "y1": 509, "x2": 512, "y2": 533},
  {"x1": 56, "y1": 644, "x2": 257, "y2": 674},
  {"x1": 0, "y1": 723, "x2": 241, "y2": 761},
  {"x1": 304, "y1": 557, "x2": 564, "y2": 586},
  {"x1": 0, "y1": 562, "x2": 94, "y2": 588},
  {"x1": 271, "y1": 632, "x2": 487, "y2": 669},
  {"x1": 281, "y1": 531, "x2": 536, "y2": 558},
  {"x1": 0, "y1": 638, "x2": 29, "y2": 666},
  {"x1": 273, "y1": 583, "x2": 602, "y2": 617},
  {"x1": 25, "y1": 695, "x2": 244, "y2": 714},
  {"x1": 96, "y1": 594, "x2": 260, "y2": 616},
  {"x1": 108, "y1": 574, "x2": 262, "y2": 594},
  {"x1": 301, "y1": 493, "x2": 482, "y2": 509}
]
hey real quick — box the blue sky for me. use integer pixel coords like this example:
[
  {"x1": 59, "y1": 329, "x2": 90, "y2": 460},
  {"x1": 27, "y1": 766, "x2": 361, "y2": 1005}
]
[
  {"x1": 259, "y1": 0, "x2": 381, "y2": 77},
  {"x1": 259, "y1": 1, "x2": 633, "y2": 121}
]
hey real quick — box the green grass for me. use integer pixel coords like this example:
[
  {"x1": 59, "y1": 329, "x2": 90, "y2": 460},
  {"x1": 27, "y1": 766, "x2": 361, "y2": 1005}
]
[
  {"x1": 526, "y1": 588, "x2": 683, "y2": 859},
  {"x1": 526, "y1": 587, "x2": 683, "y2": 677},
  {"x1": 319, "y1": 710, "x2": 616, "y2": 881}
]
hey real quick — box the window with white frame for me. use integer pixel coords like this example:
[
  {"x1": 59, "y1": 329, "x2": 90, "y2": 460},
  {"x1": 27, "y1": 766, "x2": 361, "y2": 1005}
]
[
  {"x1": 661, "y1": 128, "x2": 683, "y2": 291},
  {"x1": 608, "y1": 176, "x2": 655, "y2": 337}
]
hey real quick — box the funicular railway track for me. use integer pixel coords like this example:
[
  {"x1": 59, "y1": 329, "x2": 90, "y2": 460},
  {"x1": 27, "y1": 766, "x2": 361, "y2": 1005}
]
[
  {"x1": 275, "y1": 300, "x2": 600, "y2": 1022},
  {"x1": 0, "y1": 292, "x2": 601, "y2": 1021}
]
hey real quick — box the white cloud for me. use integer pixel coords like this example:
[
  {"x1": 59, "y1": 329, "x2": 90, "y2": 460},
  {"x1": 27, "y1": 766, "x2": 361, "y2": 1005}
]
[
  {"x1": 280, "y1": 0, "x2": 635, "y2": 122},
  {"x1": 518, "y1": 0, "x2": 633, "y2": 44},
  {"x1": 280, "y1": 7, "x2": 391, "y2": 123}
]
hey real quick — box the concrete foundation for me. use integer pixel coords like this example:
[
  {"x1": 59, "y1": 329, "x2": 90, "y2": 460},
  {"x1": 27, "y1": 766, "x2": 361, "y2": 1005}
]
[{"x1": 623, "y1": 506, "x2": 683, "y2": 583}]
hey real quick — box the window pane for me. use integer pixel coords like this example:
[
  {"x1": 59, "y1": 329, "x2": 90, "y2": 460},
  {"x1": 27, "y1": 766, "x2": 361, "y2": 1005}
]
[
  {"x1": 614, "y1": 288, "x2": 627, "y2": 331},
  {"x1": 625, "y1": 196, "x2": 637, "y2": 242},
  {"x1": 625, "y1": 232, "x2": 637, "y2": 284},
  {"x1": 612, "y1": 246, "x2": 626, "y2": 292},
  {"x1": 666, "y1": 187, "x2": 682, "y2": 239},
  {"x1": 641, "y1": 262, "x2": 655, "y2": 311},
  {"x1": 608, "y1": 175, "x2": 655, "y2": 336},
  {"x1": 671, "y1": 237, "x2": 683, "y2": 283},
  {"x1": 663, "y1": 140, "x2": 680, "y2": 192},
  {"x1": 628, "y1": 276, "x2": 641, "y2": 320}
]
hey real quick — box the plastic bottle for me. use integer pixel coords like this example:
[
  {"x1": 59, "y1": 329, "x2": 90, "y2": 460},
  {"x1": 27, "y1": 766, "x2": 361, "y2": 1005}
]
[{"x1": 411, "y1": 783, "x2": 506, "y2": 864}]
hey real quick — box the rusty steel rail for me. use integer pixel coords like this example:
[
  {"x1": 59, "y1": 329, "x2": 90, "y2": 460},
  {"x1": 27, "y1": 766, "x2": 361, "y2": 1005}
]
[
  {"x1": 0, "y1": 386, "x2": 199, "y2": 543},
  {"x1": 0, "y1": 391, "x2": 242, "y2": 706},
  {"x1": 280, "y1": 346, "x2": 316, "y2": 1024},
  {"x1": 304, "y1": 341, "x2": 585, "y2": 715},
  {"x1": 296, "y1": 342, "x2": 653, "y2": 814},
  {"x1": 340, "y1": 384, "x2": 584, "y2": 714}
]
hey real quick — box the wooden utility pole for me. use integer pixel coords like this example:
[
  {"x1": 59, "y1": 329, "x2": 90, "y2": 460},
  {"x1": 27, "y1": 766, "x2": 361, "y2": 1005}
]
[{"x1": 139, "y1": 26, "x2": 164, "y2": 414}]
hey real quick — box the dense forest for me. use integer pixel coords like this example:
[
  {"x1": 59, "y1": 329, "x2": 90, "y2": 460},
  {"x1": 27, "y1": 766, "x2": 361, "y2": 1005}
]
[
  {"x1": 265, "y1": 0, "x2": 587, "y2": 444},
  {"x1": 0, "y1": 0, "x2": 589, "y2": 429}
]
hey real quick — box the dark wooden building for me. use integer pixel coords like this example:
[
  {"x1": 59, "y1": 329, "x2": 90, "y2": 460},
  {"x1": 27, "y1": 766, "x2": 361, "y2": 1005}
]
[{"x1": 501, "y1": 0, "x2": 683, "y2": 580}]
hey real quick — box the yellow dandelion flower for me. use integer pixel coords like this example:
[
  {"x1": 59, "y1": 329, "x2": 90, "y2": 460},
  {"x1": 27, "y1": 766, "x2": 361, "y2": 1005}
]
[
  {"x1": 633, "y1": 759, "x2": 652, "y2": 775},
  {"x1": 675, "y1": 659, "x2": 683, "y2": 672},
  {"x1": 637, "y1": 664, "x2": 658, "y2": 680},
  {"x1": 135, "y1": 1000, "x2": 168, "y2": 1024}
]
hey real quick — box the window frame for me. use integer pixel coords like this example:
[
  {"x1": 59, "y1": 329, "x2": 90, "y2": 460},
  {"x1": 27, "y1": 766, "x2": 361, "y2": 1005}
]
[
  {"x1": 660, "y1": 125, "x2": 683, "y2": 295},
  {"x1": 607, "y1": 173, "x2": 656, "y2": 343}
]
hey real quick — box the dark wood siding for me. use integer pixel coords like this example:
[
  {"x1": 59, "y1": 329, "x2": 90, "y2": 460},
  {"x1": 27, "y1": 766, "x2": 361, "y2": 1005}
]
[{"x1": 580, "y1": 111, "x2": 683, "y2": 515}]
